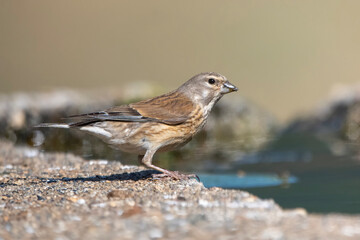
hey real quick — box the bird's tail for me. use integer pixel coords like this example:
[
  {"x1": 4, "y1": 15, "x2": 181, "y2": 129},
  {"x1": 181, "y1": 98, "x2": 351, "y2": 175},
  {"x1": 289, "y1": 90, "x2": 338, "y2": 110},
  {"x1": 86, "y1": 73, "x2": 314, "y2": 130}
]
[{"x1": 34, "y1": 123, "x2": 70, "y2": 129}]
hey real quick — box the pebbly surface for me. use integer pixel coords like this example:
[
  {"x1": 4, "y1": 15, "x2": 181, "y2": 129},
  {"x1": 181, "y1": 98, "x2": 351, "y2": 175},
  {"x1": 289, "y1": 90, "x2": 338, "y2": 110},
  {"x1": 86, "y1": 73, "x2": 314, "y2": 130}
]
[{"x1": 0, "y1": 140, "x2": 360, "y2": 240}]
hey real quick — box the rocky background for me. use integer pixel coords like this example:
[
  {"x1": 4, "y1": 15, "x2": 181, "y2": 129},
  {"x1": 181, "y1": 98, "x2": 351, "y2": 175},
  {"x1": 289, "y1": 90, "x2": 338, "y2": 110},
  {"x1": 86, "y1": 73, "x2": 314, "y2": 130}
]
[{"x1": 0, "y1": 88, "x2": 277, "y2": 172}]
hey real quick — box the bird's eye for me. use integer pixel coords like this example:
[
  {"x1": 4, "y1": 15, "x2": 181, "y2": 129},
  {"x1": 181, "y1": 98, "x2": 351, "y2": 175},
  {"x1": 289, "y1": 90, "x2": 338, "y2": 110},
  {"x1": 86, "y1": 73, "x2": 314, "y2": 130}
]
[{"x1": 208, "y1": 78, "x2": 216, "y2": 84}]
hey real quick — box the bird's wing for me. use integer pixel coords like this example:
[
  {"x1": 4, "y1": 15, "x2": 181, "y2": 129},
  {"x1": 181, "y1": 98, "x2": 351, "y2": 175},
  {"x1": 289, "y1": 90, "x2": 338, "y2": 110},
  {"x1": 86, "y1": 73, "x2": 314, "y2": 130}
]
[
  {"x1": 130, "y1": 91, "x2": 194, "y2": 125},
  {"x1": 67, "y1": 91, "x2": 194, "y2": 126}
]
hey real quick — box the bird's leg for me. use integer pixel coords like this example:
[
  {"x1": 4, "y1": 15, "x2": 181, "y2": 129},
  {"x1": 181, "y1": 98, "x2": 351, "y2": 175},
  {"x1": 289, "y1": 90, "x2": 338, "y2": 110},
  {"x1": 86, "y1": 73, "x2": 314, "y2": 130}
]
[
  {"x1": 141, "y1": 149, "x2": 179, "y2": 179},
  {"x1": 141, "y1": 149, "x2": 199, "y2": 180}
]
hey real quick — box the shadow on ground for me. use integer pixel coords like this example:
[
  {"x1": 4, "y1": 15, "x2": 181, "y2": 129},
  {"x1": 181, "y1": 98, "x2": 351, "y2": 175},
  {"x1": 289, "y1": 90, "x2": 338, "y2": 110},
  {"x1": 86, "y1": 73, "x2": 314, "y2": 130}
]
[{"x1": 43, "y1": 170, "x2": 158, "y2": 183}]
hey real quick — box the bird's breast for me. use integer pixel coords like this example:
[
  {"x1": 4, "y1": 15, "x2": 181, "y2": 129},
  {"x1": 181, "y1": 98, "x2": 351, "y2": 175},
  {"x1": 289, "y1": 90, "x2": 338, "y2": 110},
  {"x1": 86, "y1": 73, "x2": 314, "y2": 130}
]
[{"x1": 186, "y1": 105, "x2": 208, "y2": 135}]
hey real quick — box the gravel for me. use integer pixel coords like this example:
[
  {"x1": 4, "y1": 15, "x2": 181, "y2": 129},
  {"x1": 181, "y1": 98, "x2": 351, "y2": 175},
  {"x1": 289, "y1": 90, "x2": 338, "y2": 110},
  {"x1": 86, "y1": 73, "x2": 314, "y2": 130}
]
[{"x1": 0, "y1": 140, "x2": 359, "y2": 240}]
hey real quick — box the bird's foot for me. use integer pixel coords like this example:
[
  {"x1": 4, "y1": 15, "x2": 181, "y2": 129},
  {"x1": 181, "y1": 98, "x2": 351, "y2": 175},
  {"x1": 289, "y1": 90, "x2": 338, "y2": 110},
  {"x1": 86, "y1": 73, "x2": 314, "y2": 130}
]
[{"x1": 152, "y1": 171, "x2": 200, "y2": 181}]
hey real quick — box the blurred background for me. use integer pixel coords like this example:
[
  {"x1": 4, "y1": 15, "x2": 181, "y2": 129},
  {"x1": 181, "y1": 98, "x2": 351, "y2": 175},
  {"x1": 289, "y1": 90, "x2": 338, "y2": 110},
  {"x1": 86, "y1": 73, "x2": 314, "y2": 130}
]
[
  {"x1": 2, "y1": 0, "x2": 360, "y2": 122},
  {"x1": 1, "y1": 1, "x2": 360, "y2": 214}
]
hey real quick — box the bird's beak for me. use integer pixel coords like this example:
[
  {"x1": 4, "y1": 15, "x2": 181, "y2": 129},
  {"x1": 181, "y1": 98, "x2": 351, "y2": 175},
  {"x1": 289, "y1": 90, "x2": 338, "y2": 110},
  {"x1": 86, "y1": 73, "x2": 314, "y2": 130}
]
[{"x1": 221, "y1": 81, "x2": 238, "y2": 94}]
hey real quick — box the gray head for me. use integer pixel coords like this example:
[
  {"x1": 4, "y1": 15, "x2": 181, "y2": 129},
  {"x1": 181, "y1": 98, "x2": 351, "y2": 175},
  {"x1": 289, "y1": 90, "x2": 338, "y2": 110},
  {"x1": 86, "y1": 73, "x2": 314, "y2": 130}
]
[{"x1": 178, "y1": 72, "x2": 238, "y2": 106}]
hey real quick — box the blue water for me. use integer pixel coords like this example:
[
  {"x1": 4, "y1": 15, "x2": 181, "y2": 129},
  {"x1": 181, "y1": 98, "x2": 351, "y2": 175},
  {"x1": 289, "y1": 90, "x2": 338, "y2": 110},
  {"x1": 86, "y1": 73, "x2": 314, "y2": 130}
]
[
  {"x1": 198, "y1": 173, "x2": 298, "y2": 189},
  {"x1": 192, "y1": 134, "x2": 360, "y2": 214}
]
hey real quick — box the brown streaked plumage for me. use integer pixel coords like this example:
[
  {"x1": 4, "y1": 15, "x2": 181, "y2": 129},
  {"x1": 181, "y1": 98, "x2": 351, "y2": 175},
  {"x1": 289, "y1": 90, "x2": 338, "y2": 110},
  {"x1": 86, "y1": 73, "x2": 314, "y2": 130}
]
[{"x1": 36, "y1": 72, "x2": 238, "y2": 180}]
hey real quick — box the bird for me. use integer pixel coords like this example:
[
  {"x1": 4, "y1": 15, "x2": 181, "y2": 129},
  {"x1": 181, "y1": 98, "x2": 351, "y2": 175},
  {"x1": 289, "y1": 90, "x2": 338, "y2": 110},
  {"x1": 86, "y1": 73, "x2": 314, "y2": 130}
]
[{"x1": 36, "y1": 72, "x2": 238, "y2": 180}]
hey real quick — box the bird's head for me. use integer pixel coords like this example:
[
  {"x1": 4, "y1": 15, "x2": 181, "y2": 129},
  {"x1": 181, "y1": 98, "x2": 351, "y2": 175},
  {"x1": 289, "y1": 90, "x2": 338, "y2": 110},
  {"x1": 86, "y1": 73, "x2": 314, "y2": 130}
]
[{"x1": 178, "y1": 72, "x2": 238, "y2": 107}]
